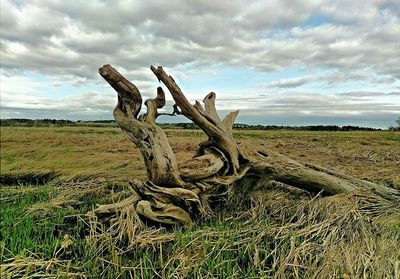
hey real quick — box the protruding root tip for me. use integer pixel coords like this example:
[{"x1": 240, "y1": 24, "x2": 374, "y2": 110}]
[
  {"x1": 98, "y1": 64, "x2": 111, "y2": 77},
  {"x1": 150, "y1": 65, "x2": 162, "y2": 82}
]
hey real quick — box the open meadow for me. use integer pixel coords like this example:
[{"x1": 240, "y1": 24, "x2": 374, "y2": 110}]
[{"x1": 1, "y1": 126, "x2": 400, "y2": 278}]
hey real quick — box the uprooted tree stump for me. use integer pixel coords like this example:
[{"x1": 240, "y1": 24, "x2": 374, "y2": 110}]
[{"x1": 93, "y1": 64, "x2": 400, "y2": 227}]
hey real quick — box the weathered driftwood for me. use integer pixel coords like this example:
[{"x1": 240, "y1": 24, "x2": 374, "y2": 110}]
[{"x1": 95, "y1": 64, "x2": 399, "y2": 226}]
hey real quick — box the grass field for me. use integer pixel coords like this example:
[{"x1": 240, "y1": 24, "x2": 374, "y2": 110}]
[{"x1": 1, "y1": 126, "x2": 399, "y2": 278}]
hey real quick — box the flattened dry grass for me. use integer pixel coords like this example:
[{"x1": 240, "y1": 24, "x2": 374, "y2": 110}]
[
  {"x1": 233, "y1": 130, "x2": 400, "y2": 189},
  {"x1": 1, "y1": 127, "x2": 399, "y2": 186},
  {"x1": 0, "y1": 126, "x2": 147, "y2": 181},
  {"x1": 239, "y1": 188, "x2": 400, "y2": 278},
  {"x1": 1, "y1": 256, "x2": 86, "y2": 279}
]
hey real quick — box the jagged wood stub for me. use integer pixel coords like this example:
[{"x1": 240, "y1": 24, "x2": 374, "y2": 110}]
[{"x1": 95, "y1": 64, "x2": 400, "y2": 227}]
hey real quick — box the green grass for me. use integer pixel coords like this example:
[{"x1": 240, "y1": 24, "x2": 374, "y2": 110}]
[
  {"x1": 0, "y1": 182, "x2": 137, "y2": 278},
  {"x1": 0, "y1": 182, "x2": 264, "y2": 278},
  {"x1": 1, "y1": 184, "x2": 91, "y2": 258},
  {"x1": 383, "y1": 133, "x2": 400, "y2": 141}
]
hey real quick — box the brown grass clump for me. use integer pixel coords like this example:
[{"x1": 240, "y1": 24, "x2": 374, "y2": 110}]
[
  {"x1": 71, "y1": 182, "x2": 400, "y2": 278},
  {"x1": 28, "y1": 178, "x2": 115, "y2": 213},
  {"x1": 0, "y1": 254, "x2": 86, "y2": 278},
  {"x1": 226, "y1": 186, "x2": 400, "y2": 278}
]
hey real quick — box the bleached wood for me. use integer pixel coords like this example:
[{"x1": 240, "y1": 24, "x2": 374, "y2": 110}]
[{"x1": 96, "y1": 64, "x2": 400, "y2": 226}]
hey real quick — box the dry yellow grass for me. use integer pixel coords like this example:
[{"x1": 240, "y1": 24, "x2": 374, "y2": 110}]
[{"x1": 1, "y1": 126, "x2": 399, "y2": 187}]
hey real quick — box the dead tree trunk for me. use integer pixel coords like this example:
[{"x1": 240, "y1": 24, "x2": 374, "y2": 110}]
[{"x1": 94, "y1": 64, "x2": 400, "y2": 226}]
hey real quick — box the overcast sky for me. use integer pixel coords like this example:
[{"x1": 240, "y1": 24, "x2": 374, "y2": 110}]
[{"x1": 1, "y1": 0, "x2": 399, "y2": 127}]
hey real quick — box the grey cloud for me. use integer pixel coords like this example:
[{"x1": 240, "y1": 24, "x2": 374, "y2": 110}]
[
  {"x1": 383, "y1": 0, "x2": 400, "y2": 14},
  {"x1": 215, "y1": 90, "x2": 400, "y2": 121},
  {"x1": 339, "y1": 91, "x2": 388, "y2": 97},
  {"x1": 317, "y1": 0, "x2": 384, "y2": 25},
  {"x1": 264, "y1": 71, "x2": 374, "y2": 88},
  {"x1": 265, "y1": 76, "x2": 316, "y2": 88},
  {"x1": 237, "y1": 0, "x2": 320, "y2": 30},
  {"x1": 1, "y1": 91, "x2": 115, "y2": 112},
  {"x1": 0, "y1": 1, "x2": 66, "y2": 46},
  {"x1": 2, "y1": 0, "x2": 400, "y2": 84}
]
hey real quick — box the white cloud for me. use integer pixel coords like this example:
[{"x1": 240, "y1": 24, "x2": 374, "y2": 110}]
[
  {"x1": 0, "y1": 0, "x2": 399, "y2": 126},
  {"x1": 263, "y1": 70, "x2": 375, "y2": 88}
]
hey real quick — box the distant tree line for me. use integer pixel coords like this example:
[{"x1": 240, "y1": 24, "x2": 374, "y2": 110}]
[
  {"x1": 77, "y1": 120, "x2": 115, "y2": 123},
  {"x1": 0, "y1": 118, "x2": 76, "y2": 127},
  {"x1": 0, "y1": 119, "x2": 121, "y2": 127},
  {"x1": 388, "y1": 117, "x2": 400, "y2": 131},
  {"x1": 159, "y1": 122, "x2": 383, "y2": 131},
  {"x1": 233, "y1": 124, "x2": 382, "y2": 131},
  {"x1": 1, "y1": 118, "x2": 398, "y2": 131}
]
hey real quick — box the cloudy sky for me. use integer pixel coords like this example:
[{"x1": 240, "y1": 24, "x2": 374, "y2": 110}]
[{"x1": 1, "y1": 0, "x2": 399, "y2": 127}]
